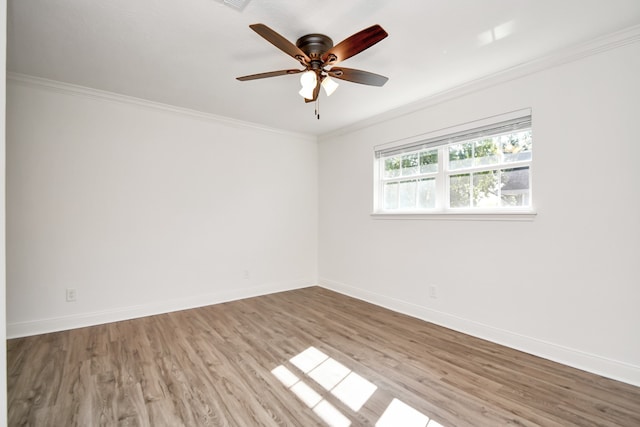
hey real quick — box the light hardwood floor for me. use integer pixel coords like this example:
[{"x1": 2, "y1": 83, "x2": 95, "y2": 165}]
[{"x1": 7, "y1": 287, "x2": 640, "y2": 426}]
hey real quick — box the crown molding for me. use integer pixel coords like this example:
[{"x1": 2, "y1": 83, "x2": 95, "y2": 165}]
[
  {"x1": 8, "y1": 24, "x2": 639, "y2": 144},
  {"x1": 319, "y1": 24, "x2": 640, "y2": 141},
  {"x1": 6, "y1": 72, "x2": 317, "y2": 142}
]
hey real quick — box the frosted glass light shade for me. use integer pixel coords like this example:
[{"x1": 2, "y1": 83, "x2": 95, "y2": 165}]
[
  {"x1": 300, "y1": 70, "x2": 316, "y2": 87},
  {"x1": 299, "y1": 71, "x2": 317, "y2": 99},
  {"x1": 321, "y1": 76, "x2": 339, "y2": 96},
  {"x1": 299, "y1": 85, "x2": 315, "y2": 99}
]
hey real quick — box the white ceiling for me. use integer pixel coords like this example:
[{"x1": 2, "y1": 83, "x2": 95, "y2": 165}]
[{"x1": 7, "y1": 0, "x2": 640, "y2": 136}]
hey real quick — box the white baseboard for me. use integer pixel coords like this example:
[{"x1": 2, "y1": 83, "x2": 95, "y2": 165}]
[
  {"x1": 319, "y1": 278, "x2": 640, "y2": 388},
  {"x1": 10, "y1": 278, "x2": 639, "y2": 387},
  {"x1": 7, "y1": 280, "x2": 314, "y2": 339}
]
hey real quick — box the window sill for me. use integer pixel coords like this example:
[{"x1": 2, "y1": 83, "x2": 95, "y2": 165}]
[{"x1": 371, "y1": 210, "x2": 537, "y2": 221}]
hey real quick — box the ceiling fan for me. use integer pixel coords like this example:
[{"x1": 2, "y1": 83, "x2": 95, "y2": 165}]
[{"x1": 236, "y1": 23, "x2": 389, "y2": 103}]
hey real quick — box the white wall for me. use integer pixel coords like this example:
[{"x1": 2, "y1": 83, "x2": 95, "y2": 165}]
[
  {"x1": 318, "y1": 41, "x2": 640, "y2": 385},
  {"x1": 6, "y1": 78, "x2": 318, "y2": 337},
  {"x1": 1, "y1": 0, "x2": 8, "y2": 423},
  {"x1": 6, "y1": 29, "x2": 639, "y2": 392}
]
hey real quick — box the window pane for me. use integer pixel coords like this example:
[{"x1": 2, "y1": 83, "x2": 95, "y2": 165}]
[
  {"x1": 419, "y1": 149, "x2": 438, "y2": 174},
  {"x1": 399, "y1": 180, "x2": 417, "y2": 209},
  {"x1": 383, "y1": 157, "x2": 400, "y2": 178},
  {"x1": 473, "y1": 139, "x2": 499, "y2": 167},
  {"x1": 501, "y1": 130, "x2": 532, "y2": 163},
  {"x1": 383, "y1": 182, "x2": 398, "y2": 209},
  {"x1": 449, "y1": 174, "x2": 470, "y2": 208},
  {"x1": 417, "y1": 178, "x2": 436, "y2": 209},
  {"x1": 376, "y1": 117, "x2": 532, "y2": 213},
  {"x1": 501, "y1": 166, "x2": 530, "y2": 206},
  {"x1": 473, "y1": 170, "x2": 499, "y2": 207},
  {"x1": 401, "y1": 153, "x2": 419, "y2": 176},
  {"x1": 449, "y1": 143, "x2": 473, "y2": 170}
]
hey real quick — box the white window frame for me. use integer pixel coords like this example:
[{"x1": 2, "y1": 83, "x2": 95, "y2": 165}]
[{"x1": 372, "y1": 109, "x2": 536, "y2": 221}]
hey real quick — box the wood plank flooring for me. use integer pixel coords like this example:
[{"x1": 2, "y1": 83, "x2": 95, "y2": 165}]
[{"x1": 7, "y1": 286, "x2": 640, "y2": 426}]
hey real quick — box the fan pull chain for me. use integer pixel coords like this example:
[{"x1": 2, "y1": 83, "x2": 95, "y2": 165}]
[{"x1": 315, "y1": 97, "x2": 320, "y2": 120}]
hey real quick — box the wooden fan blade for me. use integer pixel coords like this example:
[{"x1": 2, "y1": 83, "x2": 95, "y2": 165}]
[
  {"x1": 322, "y1": 25, "x2": 388, "y2": 64},
  {"x1": 236, "y1": 69, "x2": 304, "y2": 81},
  {"x1": 249, "y1": 24, "x2": 311, "y2": 64},
  {"x1": 328, "y1": 67, "x2": 388, "y2": 86}
]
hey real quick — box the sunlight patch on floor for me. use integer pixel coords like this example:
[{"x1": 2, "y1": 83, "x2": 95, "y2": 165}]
[
  {"x1": 272, "y1": 346, "x2": 446, "y2": 427},
  {"x1": 377, "y1": 398, "x2": 430, "y2": 427},
  {"x1": 308, "y1": 357, "x2": 351, "y2": 390},
  {"x1": 290, "y1": 346, "x2": 329, "y2": 373},
  {"x1": 331, "y1": 371, "x2": 377, "y2": 411},
  {"x1": 313, "y1": 400, "x2": 352, "y2": 427}
]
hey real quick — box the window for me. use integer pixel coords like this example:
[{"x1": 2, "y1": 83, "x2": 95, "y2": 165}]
[{"x1": 374, "y1": 112, "x2": 533, "y2": 216}]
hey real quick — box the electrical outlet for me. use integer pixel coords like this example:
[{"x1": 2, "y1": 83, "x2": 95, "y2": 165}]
[
  {"x1": 243, "y1": 270, "x2": 250, "y2": 280},
  {"x1": 428, "y1": 285, "x2": 438, "y2": 299},
  {"x1": 66, "y1": 288, "x2": 77, "y2": 302}
]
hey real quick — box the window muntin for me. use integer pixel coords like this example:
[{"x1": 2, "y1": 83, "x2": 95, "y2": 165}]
[{"x1": 375, "y1": 116, "x2": 532, "y2": 214}]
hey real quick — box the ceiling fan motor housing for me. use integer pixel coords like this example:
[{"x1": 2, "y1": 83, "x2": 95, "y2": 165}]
[{"x1": 296, "y1": 33, "x2": 333, "y2": 64}]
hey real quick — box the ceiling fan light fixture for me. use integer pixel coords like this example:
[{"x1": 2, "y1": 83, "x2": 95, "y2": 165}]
[
  {"x1": 298, "y1": 70, "x2": 317, "y2": 99},
  {"x1": 321, "y1": 76, "x2": 339, "y2": 96},
  {"x1": 237, "y1": 23, "x2": 389, "y2": 105}
]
